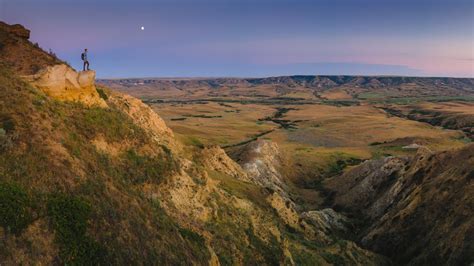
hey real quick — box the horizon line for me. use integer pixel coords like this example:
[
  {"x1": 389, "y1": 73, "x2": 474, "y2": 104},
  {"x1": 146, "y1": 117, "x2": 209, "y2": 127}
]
[{"x1": 96, "y1": 74, "x2": 474, "y2": 80}]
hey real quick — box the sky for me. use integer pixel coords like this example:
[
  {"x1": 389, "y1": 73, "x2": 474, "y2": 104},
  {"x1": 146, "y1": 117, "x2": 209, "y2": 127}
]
[{"x1": 1, "y1": 0, "x2": 473, "y2": 78}]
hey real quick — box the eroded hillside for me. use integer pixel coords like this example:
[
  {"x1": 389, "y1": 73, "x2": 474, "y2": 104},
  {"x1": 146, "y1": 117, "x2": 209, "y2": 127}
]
[{"x1": 326, "y1": 145, "x2": 474, "y2": 265}]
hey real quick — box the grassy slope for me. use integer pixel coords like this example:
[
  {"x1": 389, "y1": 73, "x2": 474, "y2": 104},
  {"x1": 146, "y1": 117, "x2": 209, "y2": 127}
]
[
  {"x1": 0, "y1": 63, "x2": 389, "y2": 265},
  {"x1": 0, "y1": 64, "x2": 211, "y2": 264}
]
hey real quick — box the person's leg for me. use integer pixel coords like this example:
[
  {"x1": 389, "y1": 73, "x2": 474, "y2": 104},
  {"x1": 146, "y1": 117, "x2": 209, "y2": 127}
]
[
  {"x1": 86, "y1": 61, "x2": 90, "y2": 70},
  {"x1": 83, "y1": 61, "x2": 86, "y2": 71}
]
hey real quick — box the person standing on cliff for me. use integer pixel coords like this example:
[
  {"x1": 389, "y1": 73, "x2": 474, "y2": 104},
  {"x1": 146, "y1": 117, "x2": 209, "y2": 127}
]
[{"x1": 81, "y1": 48, "x2": 90, "y2": 71}]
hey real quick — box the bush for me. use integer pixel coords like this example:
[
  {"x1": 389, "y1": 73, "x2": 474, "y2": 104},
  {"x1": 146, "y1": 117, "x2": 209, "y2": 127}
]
[
  {"x1": 47, "y1": 194, "x2": 107, "y2": 264},
  {"x1": 48, "y1": 194, "x2": 91, "y2": 241},
  {"x1": 96, "y1": 87, "x2": 108, "y2": 101},
  {"x1": 0, "y1": 116, "x2": 15, "y2": 133},
  {"x1": 0, "y1": 182, "x2": 32, "y2": 234}
]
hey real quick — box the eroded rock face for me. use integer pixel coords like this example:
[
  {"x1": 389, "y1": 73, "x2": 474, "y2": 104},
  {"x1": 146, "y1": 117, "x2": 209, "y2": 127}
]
[
  {"x1": 23, "y1": 64, "x2": 107, "y2": 107},
  {"x1": 301, "y1": 209, "x2": 349, "y2": 234},
  {"x1": 327, "y1": 156, "x2": 410, "y2": 218},
  {"x1": 235, "y1": 139, "x2": 289, "y2": 197}
]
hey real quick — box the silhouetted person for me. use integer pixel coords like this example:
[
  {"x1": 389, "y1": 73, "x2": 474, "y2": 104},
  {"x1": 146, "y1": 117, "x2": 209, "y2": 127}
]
[{"x1": 81, "y1": 48, "x2": 90, "y2": 71}]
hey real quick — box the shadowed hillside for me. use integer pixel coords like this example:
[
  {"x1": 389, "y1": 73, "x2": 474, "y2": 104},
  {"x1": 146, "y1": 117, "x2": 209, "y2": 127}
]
[{"x1": 326, "y1": 145, "x2": 474, "y2": 265}]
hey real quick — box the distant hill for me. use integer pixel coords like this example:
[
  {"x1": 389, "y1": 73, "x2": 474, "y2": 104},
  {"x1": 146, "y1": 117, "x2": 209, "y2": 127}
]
[{"x1": 98, "y1": 75, "x2": 474, "y2": 101}]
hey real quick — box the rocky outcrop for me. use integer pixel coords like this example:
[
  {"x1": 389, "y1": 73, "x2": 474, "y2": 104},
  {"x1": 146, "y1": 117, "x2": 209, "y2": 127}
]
[
  {"x1": 301, "y1": 209, "x2": 349, "y2": 235},
  {"x1": 234, "y1": 139, "x2": 289, "y2": 197},
  {"x1": 23, "y1": 64, "x2": 107, "y2": 107}
]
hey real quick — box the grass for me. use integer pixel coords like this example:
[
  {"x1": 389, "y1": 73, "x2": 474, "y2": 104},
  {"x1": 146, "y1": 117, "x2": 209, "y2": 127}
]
[
  {"x1": 209, "y1": 171, "x2": 269, "y2": 210},
  {"x1": 47, "y1": 193, "x2": 108, "y2": 265},
  {"x1": 371, "y1": 95, "x2": 474, "y2": 105},
  {"x1": 178, "y1": 227, "x2": 210, "y2": 261},
  {"x1": 244, "y1": 227, "x2": 283, "y2": 265},
  {"x1": 71, "y1": 106, "x2": 145, "y2": 142},
  {"x1": 122, "y1": 148, "x2": 178, "y2": 184},
  {"x1": 0, "y1": 182, "x2": 32, "y2": 234},
  {"x1": 186, "y1": 136, "x2": 205, "y2": 148},
  {"x1": 357, "y1": 92, "x2": 384, "y2": 100}
]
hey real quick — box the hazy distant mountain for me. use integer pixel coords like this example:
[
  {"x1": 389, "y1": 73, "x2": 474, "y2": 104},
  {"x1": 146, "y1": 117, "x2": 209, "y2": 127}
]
[{"x1": 99, "y1": 75, "x2": 474, "y2": 101}]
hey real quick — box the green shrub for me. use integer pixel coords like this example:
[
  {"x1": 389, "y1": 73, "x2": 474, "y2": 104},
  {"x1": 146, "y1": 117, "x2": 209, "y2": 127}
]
[
  {"x1": 48, "y1": 194, "x2": 91, "y2": 241},
  {"x1": 0, "y1": 182, "x2": 32, "y2": 234},
  {"x1": 47, "y1": 194, "x2": 107, "y2": 265},
  {"x1": 96, "y1": 87, "x2": 108, "y2": 101},
  {"x1": 0, "y1": 116, "x2": 15, "y2": 133}
]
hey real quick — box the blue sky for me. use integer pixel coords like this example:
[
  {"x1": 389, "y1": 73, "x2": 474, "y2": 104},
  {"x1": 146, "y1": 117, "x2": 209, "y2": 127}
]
[{"x1": 1, "y1": 0, "x2": 473, "y2": 78}]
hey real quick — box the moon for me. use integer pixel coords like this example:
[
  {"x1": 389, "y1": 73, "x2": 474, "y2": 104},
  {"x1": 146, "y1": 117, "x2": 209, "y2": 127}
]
[{"x1": 140, "y1": 26, "x2": 145, "y2": 31}]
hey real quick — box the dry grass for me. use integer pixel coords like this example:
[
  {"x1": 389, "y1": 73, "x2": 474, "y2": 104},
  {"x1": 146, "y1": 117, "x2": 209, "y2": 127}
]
[{"x1": 151, "y1": 102, "x2": 276, "y2": 146}]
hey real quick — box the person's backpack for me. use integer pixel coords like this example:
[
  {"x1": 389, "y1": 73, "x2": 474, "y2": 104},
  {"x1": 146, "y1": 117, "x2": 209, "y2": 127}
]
[{"x1": 81, "y1": 53, "x2": 85, "y2": 60}]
